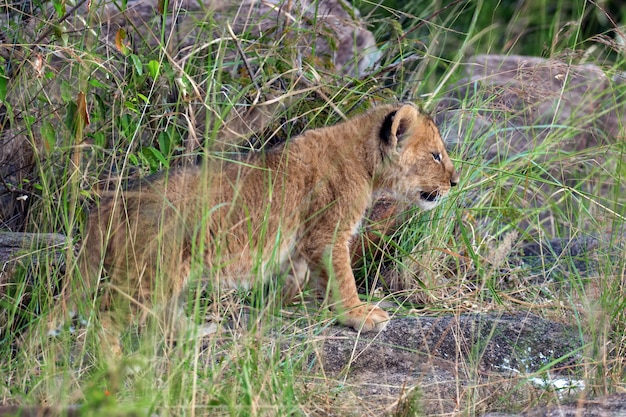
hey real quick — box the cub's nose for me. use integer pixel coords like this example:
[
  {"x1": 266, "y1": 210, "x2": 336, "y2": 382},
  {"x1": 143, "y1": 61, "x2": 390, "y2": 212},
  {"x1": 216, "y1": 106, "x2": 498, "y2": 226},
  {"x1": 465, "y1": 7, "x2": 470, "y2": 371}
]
[{"x1": 450, "y1": 172, "x2": 460, "y2": 187}]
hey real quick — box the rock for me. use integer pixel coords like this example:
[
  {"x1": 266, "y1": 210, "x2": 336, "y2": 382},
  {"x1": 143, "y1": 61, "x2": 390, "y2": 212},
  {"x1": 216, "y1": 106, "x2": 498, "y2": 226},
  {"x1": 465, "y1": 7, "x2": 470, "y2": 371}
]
[
  {"x1": 0, "y1": 232, "x2": 68, "y2": 296},
  {"x1": 0, "y1": 232, "x2": 67, "y2": 263},
  {"x1": 93, "y1": 0, "x2": 380, "y2": 77},
  {"x1": 320, "y1": 312, "x2": 584, "y2": 415},
  {"x1": 437, "y1": 54, "x2": 626, "y2": 161},
  {"x1": 1, "y1": 0, "x2": 378, "y2": 78},
  {"x1": 322, "y1": 312, "x2": 582, "y2": 375},
  {"x1": 433, "y1": 54, "x2": 626, "y2": 265},
  {"x1": 482, "y1": 393, "x2": 626, "y2": 417}
]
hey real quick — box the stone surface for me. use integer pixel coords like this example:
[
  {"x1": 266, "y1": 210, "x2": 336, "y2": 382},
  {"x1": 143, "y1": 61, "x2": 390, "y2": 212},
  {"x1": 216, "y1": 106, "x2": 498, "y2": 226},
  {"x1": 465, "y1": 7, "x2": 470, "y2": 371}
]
[
  {"x1": 323, "y1": 313, "x2": 582, "y2": 375},
  {"x1": 436, "y1": 54, "x2": 626, "y2": 161},
  {"x1": 0, "y1": 232, "x2": 68, "y2": 293},
  {"x1": 482, "y1": 393, "x2": 626, "y2": 417},
  {"x1": 319, "y1": 313, "x2": 585, "y2": 415}
]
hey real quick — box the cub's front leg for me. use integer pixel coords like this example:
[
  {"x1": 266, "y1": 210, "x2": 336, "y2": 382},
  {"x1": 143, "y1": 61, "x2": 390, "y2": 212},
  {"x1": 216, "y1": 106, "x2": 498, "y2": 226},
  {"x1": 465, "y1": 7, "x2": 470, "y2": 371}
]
[{"x1": 310, "y1": 241, "x2": 389, "y2": 332}]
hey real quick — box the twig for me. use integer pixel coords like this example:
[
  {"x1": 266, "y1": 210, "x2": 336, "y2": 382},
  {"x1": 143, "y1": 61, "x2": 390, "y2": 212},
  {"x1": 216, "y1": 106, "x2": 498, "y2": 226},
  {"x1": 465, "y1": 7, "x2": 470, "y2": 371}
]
[{"x1": 226, "y1": 21, "x2": 261, "y2": 96}]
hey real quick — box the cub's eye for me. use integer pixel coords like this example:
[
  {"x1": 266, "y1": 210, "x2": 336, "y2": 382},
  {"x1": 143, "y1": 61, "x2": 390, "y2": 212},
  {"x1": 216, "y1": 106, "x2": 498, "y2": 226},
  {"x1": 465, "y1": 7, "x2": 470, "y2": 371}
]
[{"x1": 432, "y1": 153, "x2": 442, "y2": 162}]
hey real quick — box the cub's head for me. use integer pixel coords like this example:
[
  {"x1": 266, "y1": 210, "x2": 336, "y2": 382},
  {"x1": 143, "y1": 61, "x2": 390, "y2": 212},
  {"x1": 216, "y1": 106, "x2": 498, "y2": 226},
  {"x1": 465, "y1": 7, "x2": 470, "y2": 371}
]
[{"x1": 376, "y1": 104, "x2": 459, "y2": 210}]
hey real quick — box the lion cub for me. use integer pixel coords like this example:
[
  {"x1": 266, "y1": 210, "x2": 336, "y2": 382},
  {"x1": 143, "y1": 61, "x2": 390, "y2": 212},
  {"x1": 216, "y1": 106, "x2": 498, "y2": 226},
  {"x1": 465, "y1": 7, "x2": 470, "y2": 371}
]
[{"x1": 81, "y1": 103, "x2": 459, "y2": 337}]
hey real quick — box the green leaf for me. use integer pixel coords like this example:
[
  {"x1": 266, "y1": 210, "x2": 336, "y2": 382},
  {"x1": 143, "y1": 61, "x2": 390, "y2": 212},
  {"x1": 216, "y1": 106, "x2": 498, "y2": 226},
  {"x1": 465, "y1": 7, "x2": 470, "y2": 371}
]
[
  {"x1": 40, "y1": 120, "x2": 56, "y2": 151},
  {"x1": 94, "y1": 93, "x2": 107, "y2": 122},
  {"x1": 130, "y1": 54, "x2": 143, "y2": 76},
  {"x1": 52, "y1": 0, "x2": 65, "y2": 17},
  {"x1": 24, "y1": 115, "x2": 35, "y2": 126},
  {"x1": 142, "y1": 146, "x2": 169, "y2": 171},
  {"x1": 158, "y1": 131, "x2": 171, "y2": 155},
  {"x1": 119, "y1": 113, "x2": 133, "y2": 138},
  {"x1": 124, "y1": 99, "x2": 139, "y2": 113},
  {"x1": 0, "y1": 74, "x2": 7, "y2": 103},
  {"x1": 147, "y1": 60, "x2": 160, "y2": 79},
  {"x1": 60, "y1": 80, "x2": 73, "y2": 103},
  {"x1": 89, "y1": 78, "x2": 107, "y2": 89},
  {"x1": 128, "y1": 153, "x2": 139, "y2": 166},
  {"x1": 64, "y1": 101, "x2": 77, "y2": 133},
  {"x1": 93, "y1": 131, "x2": 106, "y2": 148}
]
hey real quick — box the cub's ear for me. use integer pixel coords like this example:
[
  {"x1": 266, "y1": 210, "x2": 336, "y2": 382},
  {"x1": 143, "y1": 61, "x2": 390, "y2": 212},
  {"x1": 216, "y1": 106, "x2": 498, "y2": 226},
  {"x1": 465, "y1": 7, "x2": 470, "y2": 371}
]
[{"x1": 379, "y1": 104, "x2": 419, "y2": 148}]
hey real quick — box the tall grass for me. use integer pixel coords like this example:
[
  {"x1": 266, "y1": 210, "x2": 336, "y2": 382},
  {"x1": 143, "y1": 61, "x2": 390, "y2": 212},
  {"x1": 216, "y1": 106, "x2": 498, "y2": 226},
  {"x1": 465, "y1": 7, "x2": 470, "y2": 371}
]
[{"x1": 0, "y1": 0, "x2": 625, "y2": 415}]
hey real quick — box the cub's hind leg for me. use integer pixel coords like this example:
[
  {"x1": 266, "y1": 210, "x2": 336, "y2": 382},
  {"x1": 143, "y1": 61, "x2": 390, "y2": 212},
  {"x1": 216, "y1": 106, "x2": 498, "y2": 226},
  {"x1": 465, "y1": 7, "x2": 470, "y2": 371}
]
[
  {"x1": 89, "y1": 222, "x2": 195, "y2": 353},
  {"x1": 281, "y1": 256, "x2": 310, "y2": 304}
]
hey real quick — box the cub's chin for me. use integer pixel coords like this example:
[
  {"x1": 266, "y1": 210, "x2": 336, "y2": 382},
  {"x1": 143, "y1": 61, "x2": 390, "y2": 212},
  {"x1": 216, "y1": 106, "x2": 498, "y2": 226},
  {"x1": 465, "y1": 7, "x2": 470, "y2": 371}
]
[{"x1": 416, "y1": 189, "x2": 444, "y2": 211}]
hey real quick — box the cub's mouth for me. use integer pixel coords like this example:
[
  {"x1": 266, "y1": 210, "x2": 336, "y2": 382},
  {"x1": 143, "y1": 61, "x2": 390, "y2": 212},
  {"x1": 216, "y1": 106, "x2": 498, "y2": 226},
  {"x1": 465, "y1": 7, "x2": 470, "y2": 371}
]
[{"x1": 420, "y1": 190, "x2": 440, "y2": 202}]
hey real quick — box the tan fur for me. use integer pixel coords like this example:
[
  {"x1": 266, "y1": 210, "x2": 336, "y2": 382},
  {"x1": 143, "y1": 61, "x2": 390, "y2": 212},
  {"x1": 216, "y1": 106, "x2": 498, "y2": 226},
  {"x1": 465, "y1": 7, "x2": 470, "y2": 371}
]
[{"x1": 80, "y1": 103, "x2": 459, "y2": 335}]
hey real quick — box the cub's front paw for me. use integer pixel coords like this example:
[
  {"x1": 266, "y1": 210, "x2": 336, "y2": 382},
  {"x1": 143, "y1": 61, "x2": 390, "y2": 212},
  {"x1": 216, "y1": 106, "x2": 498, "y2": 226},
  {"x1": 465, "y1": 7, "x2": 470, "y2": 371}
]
[{"x1": 340, "y1": 304, "x2": 389, "y2": 332}]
